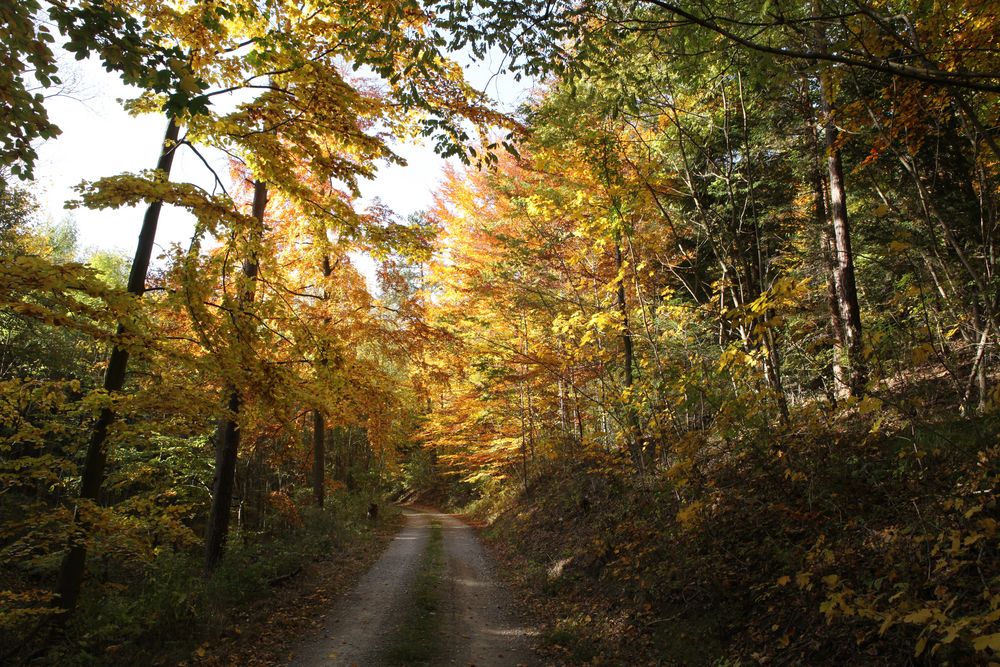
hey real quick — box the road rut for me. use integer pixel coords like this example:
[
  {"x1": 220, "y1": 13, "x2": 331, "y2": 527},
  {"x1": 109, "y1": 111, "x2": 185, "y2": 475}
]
[{"x1": 289, "y1": 509, "x2": 535, "y2": 666}]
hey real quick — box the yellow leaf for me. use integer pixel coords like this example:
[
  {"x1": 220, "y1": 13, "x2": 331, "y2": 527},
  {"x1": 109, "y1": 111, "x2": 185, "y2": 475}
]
[
  {"x1": 911, "y1": 342, "x2": 935, "y2": 364},
  {"x1": 903, "y1": 609, "x2": 934, "y2": 624},
  {"x1": 858, "y1": 395, "x2": 882, "y2": 415},
  {"x1": 776, "y1": 575, "x2": 791, "y2": 586},
  {"x1": 973, "y1": 633, "x2": 1000, "y2": 652}
]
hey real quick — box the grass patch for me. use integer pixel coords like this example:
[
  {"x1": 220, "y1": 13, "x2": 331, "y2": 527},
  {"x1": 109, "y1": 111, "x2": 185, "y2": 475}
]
[{"x1": 385, "y1": 520, "x2": 445, "y2": 666}]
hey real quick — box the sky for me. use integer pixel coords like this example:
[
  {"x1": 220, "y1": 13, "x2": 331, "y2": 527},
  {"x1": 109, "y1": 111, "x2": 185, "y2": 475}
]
[{"x1": 33, "y1": 47, "x2": 530, "y2": 264}]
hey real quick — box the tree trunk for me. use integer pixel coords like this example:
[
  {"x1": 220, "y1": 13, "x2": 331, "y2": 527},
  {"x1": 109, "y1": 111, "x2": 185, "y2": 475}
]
[
  {"x1": 820, "y1": 76, "x2": 866, "y2": 395},
  {"x1": 801, "y1": 79, "x2": 848, "y2": 400},
  {"x1": 805, "y1": 92, "x2": 849, "y2": 400},
  {"x1": 204, "y1": 180, "x2": 267, "y2": 573},
  {"x1": 520, "y1": 316, "x2": 536, "y2": 461},
  {"x1": 615, "y1": 237, "x2": 644, "y2": 470},
  {"x1": 312, "y1": 255, "x2": 333, "y2": 508},
  {"x1": 55, "y1": 117, "x2": 180, "y2": 612},
  {"x1": 557, "y1": 376, "x2": 569, "y2": 442},
  {"x1": 312, "y1": 411, "x2": 325, "y2": 508},
  {"x1": 518, "y1": 383, "x2": 529, "y2": 490},
  {"x1": 824, "y1": 226, "x2": 848, "y2": 398},
  {"x1": 763, "y1": 328, "x2": 790, "y2": 422}
]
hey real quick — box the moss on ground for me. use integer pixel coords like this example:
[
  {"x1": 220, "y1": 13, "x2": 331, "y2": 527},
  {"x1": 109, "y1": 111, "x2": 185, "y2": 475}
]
[{"x1": 385, "y1": 520, "x2": 446, "y2": 666}]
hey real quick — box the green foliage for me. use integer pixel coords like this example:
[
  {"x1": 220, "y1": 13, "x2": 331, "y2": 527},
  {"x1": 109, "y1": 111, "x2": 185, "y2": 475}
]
[
  {"x1": 13, "y1": 492, "x2": 380, "y2": 664},
  {"x1": 397, "y1": 448, "x2": 442, "y2": 495},
  {"x1": 0, "y1": 1, "x2": 207, "y2": 179},
  {"x1": 83, "y1": 250, "x2": 131, "y2": 289}
]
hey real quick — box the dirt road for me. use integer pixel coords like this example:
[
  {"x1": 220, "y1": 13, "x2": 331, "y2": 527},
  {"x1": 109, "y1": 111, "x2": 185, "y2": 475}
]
[{"x1": 288, "y1": 509, "x2": 535, "y2": 666}]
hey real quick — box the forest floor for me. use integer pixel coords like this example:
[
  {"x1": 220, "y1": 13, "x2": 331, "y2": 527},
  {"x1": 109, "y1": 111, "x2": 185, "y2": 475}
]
[{"x1": 285, "y1": 508, "x2": 537, "y2": 666}]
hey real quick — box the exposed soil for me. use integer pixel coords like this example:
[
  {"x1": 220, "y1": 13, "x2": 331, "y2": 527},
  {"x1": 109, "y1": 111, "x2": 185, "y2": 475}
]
[
  {"x1": 186, "y1": 515, "x2": 402, "y2": 667},
  {"x1": 288, "y1": 509, "x2": 536, "y2": 666}
]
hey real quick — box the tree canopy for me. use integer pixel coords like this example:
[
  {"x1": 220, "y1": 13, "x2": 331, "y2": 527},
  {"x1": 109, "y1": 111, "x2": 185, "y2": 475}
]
[{"x1": 1, "y1": 0, "x2": 999, "y2": 664}]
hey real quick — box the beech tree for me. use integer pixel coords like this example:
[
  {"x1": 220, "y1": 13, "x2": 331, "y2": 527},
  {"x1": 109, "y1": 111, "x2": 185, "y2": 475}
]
[{"x1": 3, "y1": 0, "x2": 998, "y2": 662}]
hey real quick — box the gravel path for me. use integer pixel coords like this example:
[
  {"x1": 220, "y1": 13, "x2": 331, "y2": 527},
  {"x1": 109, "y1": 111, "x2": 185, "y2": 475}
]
[{"x1": 288, "y1": 508, "x2": 535, "y2": 666}]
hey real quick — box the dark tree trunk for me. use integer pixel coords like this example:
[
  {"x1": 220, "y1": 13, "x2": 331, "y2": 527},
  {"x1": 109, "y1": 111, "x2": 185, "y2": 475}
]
[
  {"x1": 204, "y1": 180, "x2": 267, "y2": 573},
  {"x1": 55, "y1": 117, "x2": 180, "y2": 612},
  {"x1": 205, "y1": 390, "x2": 242, "y2": 571},
  {"x1": 615, "y1": 238, "x2": 644, "y2": 470},
  {"x1": 312, "y1": 255, "x2": 332, "y2": 508},
  {"x1": 763, "y1": 328, "x2": 790, "y2": 423},
  {"x1": 313, "y1": 255, "x2": 333, "y2": 507},
  {"x1": 312, "y1": 410, "x2": 325, "y2": 507}
]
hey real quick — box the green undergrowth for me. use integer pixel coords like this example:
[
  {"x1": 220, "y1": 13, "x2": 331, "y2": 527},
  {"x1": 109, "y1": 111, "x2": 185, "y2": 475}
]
[
  {"x1": 385, "y1": 520, "x2": 445, "y2": 666},
  {"x1": 473, "y1": 402, "x2": 999, "y2": 666},
  {"x1": 17, "y1": 493, "x2": 393, "y2": 666}
]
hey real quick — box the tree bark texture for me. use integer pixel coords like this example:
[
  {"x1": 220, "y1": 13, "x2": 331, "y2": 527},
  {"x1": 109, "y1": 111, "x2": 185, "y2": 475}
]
[
  {"x1": 820, "y1": 76, "x2": 866, "y2": 396},
  {"x1": 204, "y1": 180, "x2": 267, "y2": 573},
  {"x1": 615, "y1": 239, "x2": 644, "y2": 470},
  {"x1": 55, "y1": 117, "x2": 181, "y2": 612}
]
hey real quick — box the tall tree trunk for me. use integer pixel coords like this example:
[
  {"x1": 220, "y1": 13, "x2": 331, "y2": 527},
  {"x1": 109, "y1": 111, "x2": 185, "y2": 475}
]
[
  {"x1": 571, "y1": 380, "x2": 585, "y2": 444},
  {"x1": 805, "y1": 92, "x2": 849, "y2": 399},
  {"x1": 736, "y1": 69, "x2": 789, "y2": 422},
  {"x1": 820, "y1": 75, "x2": 866, "y2": 395},
  {"x1": 824, "y1": 225, "x2": 848, "y2": 398},
  {"x1": 802, "y1": 79, "x2": 849, "y2": 399},
  {"x1": 55, "y1": 117, "x2": 180, "y2": 612},
  {"x1": 615, "y1": 237, "x2": 644, "y2": 470},
  {"x1": 312, "y1": 411, "x2": 325, "y2": 508},
  {"x1": 521, "y1": 316, "x2": 536, "y2": 461},
  {"x1": 204, "y1": 180, "x2": 267, "y2": 573},
  {"x1": 763, "y1": 328, "x2": 790, "y2": 423},
  {"x1": 312, "y1": 255, "x2": 333, "y2": 508},
  {"x1": 518, "y1": 383, "x2": 529, "y2": 489},
  {"x1": 558, "y1": 376, "x2": 569, "y2": 443}
]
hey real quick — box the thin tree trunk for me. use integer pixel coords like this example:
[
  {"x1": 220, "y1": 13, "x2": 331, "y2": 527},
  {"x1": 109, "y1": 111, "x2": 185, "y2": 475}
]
[
  {"x1": 312, "y1": 255, "x2": 333, "y2": 508},
  {"x1": 571, "y1": 380, "x2": 585, "y2": 445},
  {"x1": 344, "y1": 427, "x2": 355, "y2": 491},
  {"x1": 807, "y1": 95, "x2": 848, "y2": 399},
  {"x1": 312, "y1": 411, "x2": 325, "y2": 508},
  {"x1": 963, "y1": 300, "x2": 991, "y2": 412},
  {"x1": 558, "y1": 376, "x2": 569, "y2": 443},
  {"x1": 521, "y1": 316, "x2": 536, "y2": 461},
  {"x1": 518, "y1": 383, "x2": 529, "y2": 490},
  {"x1": 824, "y1": 227, "x2": 848, "y2": 398},
  {"x1": 763, "y1": 328, "x2": 790, "y2": 422},
  {"x1": 55, "y1": 117, "x2": 180, "y2": 612},
  {"x1": 615, "y1": 237, "x2": 644, "y2": 470},
  {"x1": 525, "y1": 386, "x2": 536, "y2": 461},
  {"x1": 205, "y1": 180, "x2": 267, "y2": 573}
]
